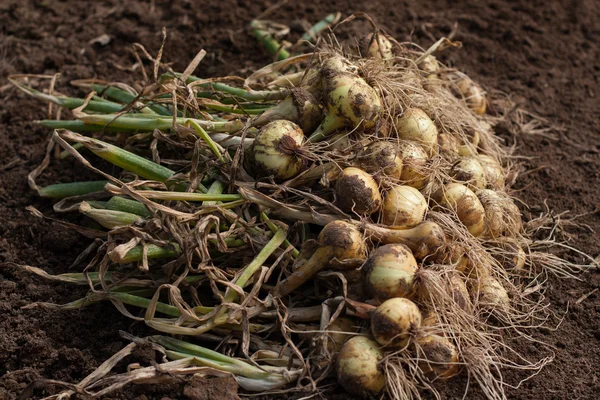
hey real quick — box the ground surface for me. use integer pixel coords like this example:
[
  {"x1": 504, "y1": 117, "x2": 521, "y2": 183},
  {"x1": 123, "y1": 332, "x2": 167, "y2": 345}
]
[{"x1": 0, "y1": 0, "x2": 599, "y2": 399}]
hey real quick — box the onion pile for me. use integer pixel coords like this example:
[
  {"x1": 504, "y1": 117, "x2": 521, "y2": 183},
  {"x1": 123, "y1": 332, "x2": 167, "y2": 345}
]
[{"x1": 14, "y1": 13, "x2": 587, "y2": 400}]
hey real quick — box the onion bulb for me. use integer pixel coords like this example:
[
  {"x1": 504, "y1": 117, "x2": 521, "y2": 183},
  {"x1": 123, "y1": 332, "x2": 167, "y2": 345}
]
[
  {"x1": 438, "y1": 133, "x2": 460, "y2": 157},
  {"x1": 478, "y1": 155, "x2": 505, "y2": 190},
  {"x1": 417, "y1": 334, "x2": 460, "y2": 379},
  {"x1": 365, "y1": 220, "x2": 446, "y2": 260},
  {"x1": 475, "y1": 276, "x2": 510, "y2": 310},
  {"x1": 336, "y1": 336, "x2": 386, "y2": 398},
  {"x1": 398, "y1": 142, "x2": 430, "y2": 189},
  {"x1": 254, "y1": 88, "x2": 322, "y2": 133},
  {"x1": 436, "y1": 183, "x2": 486, "y2": 237},
  {"x1": 477, "y1": 189, "x2": 522, "y2": 238},
  {"x1": 450, "y1": 157, "x2": 487, "y2": 190},
  {"x1": 448, "y1": 72, "x2": 487, "y2": 115},
  {"x1": 360, "y1": 32, "x2": 394, "y2": 60},
  {"x1": 394, "y1": 108, "x2": 438, "y2": 153},
  {"x1": 490, "y1": 237, "x2": 527, "y2": 272},
  {"x1": 274, "y1": 220, "x2": 366, "y2": 296},
  {"x1": 381, "y1": 185, "x2": 428, "y2": 228},
  {"x1": 357, "y1": 141, "x2": 403, "y2": 179},
  {"x1": 457, "y1": 129, "x2": 480, "y2": 157},
  {"x1": 325, "y1": 317, "x2": 357, "y2": 353},
  {"x1": 363, "y1": 244, "x2": 418, "y2": 301},
  {"x1": 326, "y1": 131, "x2": 353, "y2": 153},
  {"x1": 371, "y1": 297, "x2": 422, "y2": 348},
  {"x1": 249, "y1": 120, "x2": 306, "y2": 181},
  {"x1": 336, "y1": 167, "x2": 382, "y2": 215},
  {"x1": 309, "y1": 73, "x2": 381, "y2": 142},
  {"x1": 419, "y1": 55, "x2": 440, "y2": 79}
]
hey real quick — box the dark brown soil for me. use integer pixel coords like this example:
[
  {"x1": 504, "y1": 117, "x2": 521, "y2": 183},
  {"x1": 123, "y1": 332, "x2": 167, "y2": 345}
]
[{"x1": 1, "y1": 0, "x2": 599, "y2": 399}]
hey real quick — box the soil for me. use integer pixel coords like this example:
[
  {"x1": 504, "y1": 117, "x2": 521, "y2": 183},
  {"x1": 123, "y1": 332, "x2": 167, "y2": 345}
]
[{"x1": 1, "y1": 0, "x2": 599, "y2": 399}]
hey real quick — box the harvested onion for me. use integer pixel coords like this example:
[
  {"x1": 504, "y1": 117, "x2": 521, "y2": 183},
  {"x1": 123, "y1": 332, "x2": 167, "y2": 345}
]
[
  {"x1": 395, "y1": 108, "x2": 438, "y2": 153},
  {"x1": 254, "y1": 88, "x2": 322, "y2": 133},
  {"x1": 371, "y1": 297, "x2": 422, "y2": 348},
  {"x1": 249, "y1": 120, "x2": 305, "y2": 181},
  {"x1": 357, "y1": 141, "x2": 403, "y2": 179},
  {"x1": 417, "y1": 334, "x2": 460, "y2": 379},
  {"x1": 309, "y1": 73, "x2": 381, "y2": 142},
  {"x1": 274, "y1": 220, "x2": 366, "y2": 296},
  {"x1": 336, "y1": 167, "x2": 382, "y2": 215},
  {"x1": 477, "y1": 189, "x2": 522, "y2": 238},
  {"x1": 360, "y1": 32, "x2": 394, "y2": 60},
  {"x1": 398, "y1": 142, "x2": 429, "y2": 189},
  {"x1": 336, "y1": 336, "x2": 386, "y2": 397},
  {"x1": 381, "y1": 185, "x2": 428, "y2": 228},
  {"x1": 436, "y1": 183, "x2": 486, "y2": 237},
  {"x1": 365, "y1": 220, "x2": 446, "y2": 260},
  {"x1": 474, "y1": 276, "x2": 510, "y2": 310},
  {"x1": 363, "y1": 244, "x2": 418, "y2": 301},
  {"x1": 478, "y1": 154, "x2": 505, "y2": 190},
  {"x1": 450, "y1": 156, "x2": 487, "y2": 190},
  {"x1": 448, "y1": 72, "x2": 487, "y2": 115}
]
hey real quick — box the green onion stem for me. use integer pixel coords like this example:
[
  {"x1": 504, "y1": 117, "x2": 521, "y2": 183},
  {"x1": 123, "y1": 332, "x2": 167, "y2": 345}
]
[
  {"x1": 260, "y1": 212, "x2": 299, "y2": 258},
  {"x1": 80, "y1": 201, "x2": 142, "y2": 229},
  {"x1": 250, "y1": 20, "x2": 291, "y2": 60},
  {"x1": 117, "y1": 243, "x2": 181, "y2": 264},
  {"x1": 83, "y1": 83, "x2": 171, "y2": 116},
  {"x1": 38, "y1": 120, "x2": 124, "y2": 133},
  {"x1": 78, "y1": 114, "x2": 244, "y2": 133},
  {"x1": 301, "y1": 13, "x2": 339, "y2": 42},
  {"x1": 106, "y1": 196, "x2": 153, "y2": 218},
  {"x1": 38, "y1": 180, "x2": 109, "y2": 198}
]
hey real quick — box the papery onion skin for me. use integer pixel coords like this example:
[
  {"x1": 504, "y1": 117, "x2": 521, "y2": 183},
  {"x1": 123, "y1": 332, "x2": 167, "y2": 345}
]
[
  {"x1": 398, "y1": 142, "x2": 430, "y2": 189},
  {"x1": 250, "y1": 120, "x2": 306, "y2": 181},
  {"x1": 477, "y1": 189, "x2": 522, "y2": 238},
  {"x1": 450, "y1": 157, "x2": 487, "y2": 190},
  {"x1": 358, "y1": 141, "x2": 403, "y2": 179},
  {"x1": 254, "y1": 88, "x2": 322, "y2": 133},
  {"x1": 336, "y1": 167, "x2": 382, "y2": 215},
  {"x1": 371, "y1": 297, "x2": 422, "y2": 348},
  {"x1": 363, "y1": 244, "x2": 418, "y2": 301},
  {"x1": 336, "y1": 336, "x2": 386, "y2": 398},
  {"x1": 395, "y1": 108, "x2": 438, "y2": 154},
  {"x1": 478, "y1": 154, "x2": 505, "y2": 190},
  {"x1": 437, "y1": 183, "x2": 486, "y2": 237},
  {"x1": 381, "y1": 185, "x2": 428, "y2": 228},
  {"x1": 474, "y1": 276, "x2": 510, "y2": 310},
  {"x1": 417, "y1": 334, "x2": 460, "y2": 379}
]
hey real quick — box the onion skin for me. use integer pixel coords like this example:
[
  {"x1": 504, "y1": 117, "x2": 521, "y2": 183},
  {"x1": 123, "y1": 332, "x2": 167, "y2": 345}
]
[
  {"x1": 363, "y1": 244, "x2": 418, "y2": 301},
  {"x1": 490, "y1": 237, "x2": 527, "y2": 272},
  {"x1": 309, "y1": 73, "x2": 382, "y2": 142},
  {"x1": 381, "y1": 185, "x2": 428, "y2": 228},
  {"x1": 439, "y1": 133, "x2": 460, "y2": 157},
  {"x1": 336, "y1": 167, "x2": 382, "y2": 215},
  {"x1": 477, "y1": 189, "x2": 522, "y2": 238},
  {"x1": 450, "y1": 157, "x2": 487, "y2": 190},
  {"x1": 417, "y1": 334, "x2": 460, "y2": 379},
  {"x1": 274, "y1": 220, "x2": 366, "y2": 296},
  {"x1": 474, "y1": 276, "x2": 510, "y2": 310},
  {"x1": 478, "y1": 154, "x2": 505, "y2": 190},
  {"x1": 437, "y1": 183, "x2": 486, "y2": 237},
  {"x1": 395, "y1": 108, "x2": 438, "y2": 154},
  {"x1": 364, "y1": 221, "x2": 447, "y2": 260},
  {"x1": 398, "y1": 142, "x2": 429, "y2": 189},
  {"x1": 371, "y1": 297, "x2": 422, "y2": 348},
  {"x1": 249, "y1": 120, "x2": 306, "y2": 181},
  {"x1": 360, "y1": 32, "x2": 394, "y2": 60},
  {"x1": 358, "y1": 141, "x2": 403, "y2": 179},
  {"x1": 336, "y1": 336, "x2": 386, "y2": 398},
  {"x1": 419, "y1": 55, "x2": 440, "y2": 79},
  {"x1": 448, "y1": 72, "x2": 487, "y2": 115},
  {"x1": 254, "y1": 88, "x2": 322, "y2": 133}
]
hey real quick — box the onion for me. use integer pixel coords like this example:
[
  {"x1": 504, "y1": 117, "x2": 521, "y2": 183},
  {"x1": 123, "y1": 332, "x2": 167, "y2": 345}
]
[
  {"x1": 254, "y1": 88, "x2": 322, "y2": 133},
  {"x1": 477, "y1": 189, "x2": 522, "y2": 238},
  {"x1": 490, "y1": 237, "x2": 526, "y2": 272},
  {"x1": 394, "y1": 108, "x2": 438, "y2": 154},
  {"x1": 457, "y1": 129, "x2": 480, "y2": 157},
  {"x1": 274, "y1": 220, "x2": 366, "y2": 296},
  {"x1": 417, "y1": 271, "x2": 472, "y2": 313},
  {"x1": 320, "y1": 55, "x2": 360, "y2": 80},
  {"x1": 325, "y1": 317, "x2": 357, "y2": 353},
  {"x1": 381, "y1": 185, "x2": 428, "y2": 228},
  {"x1": 478, "y1": 154, "x2": 505, "y2": 190},
  {"x1": 419, "y1": 55, "x2": 440, "y2": 79},
  {"x1": 371, "y1": 297, "x2": 422, "y2": 348},
  {"x1": 416, "y1": 334, "x2": 460, "y2": 379},
  {"x1": 365, "y1": 221, "x2": 446, "y2": 260},
  {"x1": 336, "y1": 167, "x2": 382, "y2": 215},
  {"x1": 438, "y1": 133, "x2": 460, "y2": 157},
  {"x1": 449, "y1": 274, "x2": 472, "y2": 312},
  {"x1": 357, "y1": 141, "x2": 403, "y2": 179},
  {"x1": 448, "y1": 72, "x2": 487, "y2": 115},
  {"x1": 360, "y1": 32, "x2": 394, "y2": 60},
  {"x1": 436, "y1": 183, "x2": 486, "y2": 237},
  {"x1": 336, "y1": 336, "x2": 386, "y2": 398},
  {"x1": 398, "y1": 142, "x2": 429, "y2": 189},
  {"x1": 475, "y1": 276, "x2": 510, "y2": 310},
  {"x1": 326, "y1": 131, "x2": 353, "y2": 153},
  {"x1": 363, "y1": 244, "x2": 418, "y2": 301},
  {"x1": 450, "y1": 157, "x2": 487, "y2": 190},
  {"x1": 309, "y1": 73, "x2": 382, "y2": 142},
  {"x1": 249, "y1": 120, "x2": 306, "y2": 181}
]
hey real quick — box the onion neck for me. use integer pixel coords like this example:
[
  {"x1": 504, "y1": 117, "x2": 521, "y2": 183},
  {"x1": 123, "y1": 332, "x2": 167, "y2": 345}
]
[
  {"x1": 273, "y1": 247, "x2": 332, "y2": 297},
  {"x1": 307, "y1": 113, "x2": 344, "y2": 143}
]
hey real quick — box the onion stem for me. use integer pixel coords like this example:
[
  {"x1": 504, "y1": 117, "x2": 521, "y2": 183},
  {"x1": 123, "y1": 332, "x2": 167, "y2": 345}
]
[
  {"x1": 260, "y1": 212, "x2": 299, "y2": 258},
  {"x1": 38, "y1": 180, "x2": 109, "y2": 198},
  {"x1": 105, "y1": 196, "x2": 153, "y2": 218},
  {"x1": 301, "y1": 13, "x2": 339, "y2": 42},
  {"x1": 250, "y1": 20, "x2": 291, "y2": 60},
  {"x1": 80, "y1": 201, "x2": 143, "y2": 228}
]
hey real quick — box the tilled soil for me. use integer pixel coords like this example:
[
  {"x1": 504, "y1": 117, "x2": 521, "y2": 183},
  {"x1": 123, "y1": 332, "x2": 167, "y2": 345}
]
[{"x1": 1, "y1": 0, "x2": 599, "y2": 399}]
